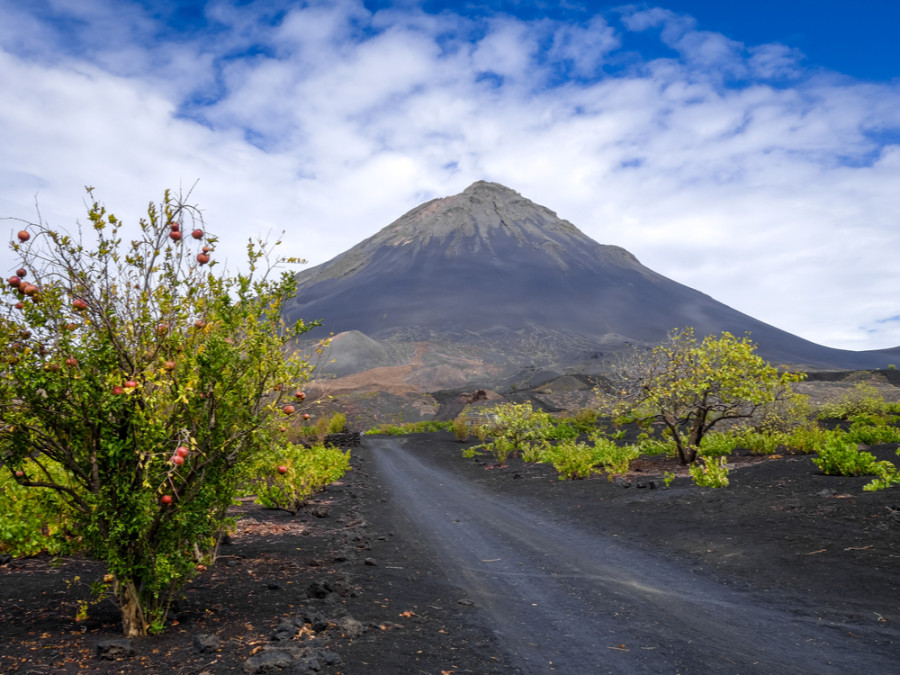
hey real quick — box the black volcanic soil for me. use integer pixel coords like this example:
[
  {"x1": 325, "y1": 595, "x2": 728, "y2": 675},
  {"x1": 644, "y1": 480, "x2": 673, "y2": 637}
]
[{"x1": 2, "y1": 433, "x2": 899, "y2": 673}]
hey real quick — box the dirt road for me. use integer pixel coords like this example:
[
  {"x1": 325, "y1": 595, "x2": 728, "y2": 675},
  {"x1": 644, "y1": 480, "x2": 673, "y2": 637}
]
[{"x1": 366, "y1": 437, "x2": 899, "y2": 674}]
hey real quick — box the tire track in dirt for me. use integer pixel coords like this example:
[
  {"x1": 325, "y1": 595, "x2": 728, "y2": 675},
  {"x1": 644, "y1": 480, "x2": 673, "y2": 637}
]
[{"x1": 367, "y1": 437, "x2": 898, "y2": 674}]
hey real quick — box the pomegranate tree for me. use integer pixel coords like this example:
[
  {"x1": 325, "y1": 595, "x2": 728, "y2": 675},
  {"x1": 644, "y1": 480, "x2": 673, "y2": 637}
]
[{"x1": 0, "y1": 188, "x2": 318, "y2": 637}]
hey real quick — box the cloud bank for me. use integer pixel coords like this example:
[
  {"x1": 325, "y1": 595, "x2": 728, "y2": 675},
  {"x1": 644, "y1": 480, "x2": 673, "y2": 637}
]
[{"x1": 0, "y1": 0, "x2": 898, "y2": 351}]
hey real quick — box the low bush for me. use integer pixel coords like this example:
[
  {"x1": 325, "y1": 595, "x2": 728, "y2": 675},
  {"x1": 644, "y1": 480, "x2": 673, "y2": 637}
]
[
  {"x1": 844, "y1": 414, "x2": 900, "y2": 445},
  {"x1": 0, "y1": 462, "x2": 79, "y2": 557},
  {"x1": 252, "y1": 444, "x2": 351, "y2": 513},
  {"x1": 540, "y1": 439, "x2": 598, "y2": 480},
  {"x1": 699, "y1": 431, "x2": 740, "y2": 457},
  {"x1": 689, "y1": 456, "x2": 730, "y2": 488},
  {"x1": 635, "y1": 435, "x2": 677, "y2": 457},
  {"x1": 366, "y1": 420, "x2": 453, "y2": 435},
  {"x1": 591, "y1": 434, "x2": 640, "y2": 479},
  {"x1": 452, "y1": 415, "x2": 471, "y2": 442},
  {"x1": 817, "y1": 382, "x2": 899, "y2": 420},
  {"x1": 812, "y1": 438, "x2": 885, "y2": 477}
]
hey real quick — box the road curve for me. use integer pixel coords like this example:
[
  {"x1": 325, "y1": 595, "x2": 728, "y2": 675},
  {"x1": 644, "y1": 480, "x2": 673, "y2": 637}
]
[{"x1": 365, "y1": 437, "x2": 898, "y2": 674}]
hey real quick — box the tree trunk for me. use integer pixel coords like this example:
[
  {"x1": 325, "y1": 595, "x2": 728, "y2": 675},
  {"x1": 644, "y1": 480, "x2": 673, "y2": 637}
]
[{"x1": 116, "y1": 579, "x2": 148, "y2": 637}]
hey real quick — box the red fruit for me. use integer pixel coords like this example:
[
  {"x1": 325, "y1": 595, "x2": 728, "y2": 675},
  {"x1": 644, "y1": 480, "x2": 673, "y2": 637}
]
[
  {"x1": 191, "y1": 229, "x2": 204, "y2": 240},
  {"x1": 72, "y1": 298, "x2": 88, "y2": 311},
  {"x1": 164, "y1": 360, "x2": 176, "y2": 371},
  {"x1": 294, "y1": 391, "x2": 306, "y2": 401},
  {"x1": 171, "y1": 455, "x2": 185, "y2": 466},
  {"x1": 278, "y1": 426, "x2": 287, "y2": 432},
  {"x1": 282, "y1": 404, "x2": 295, "y2": 415},
  {"x1": 16, "y1": 268, "x2": 26, "y2": 278},
  {"x1": 175, "y1": 446, "x2": 190, "y2": 458},
  {"x1": 196, "y1": 253, "x2": 210, "y2": 265},
  {"x1": 65, "y1": 322, "x2": 78, "y2": 331},
  {"x1": 169, "y1": 230, "x2": 182, "y2": 241},
  {"x1": 169, "y1": 222, "x2": 180, "y2": 231},
  {"x1": 45, "y1": 363, "x2": 59, "y2": 373},
  {"x1": 125, "y1": 380, "x2": 138, "y2": 389},
  {"x1": 14, "y1": 301, "x2": 23, "y2": 310},
  {"x1": 302, "y1": 413, "x2": 310, "y2": 421},
  {"x1": 22, "y1": 284, "x2": 38, "y2": 296},
  {"x1": 17, "y1": 230, "x2": 29, "y2": 242},
  {"x1": 277, "y1": 465, "x2": 288, "y2": 474},
  {"x1": 7, "y1": 276, "x2": 20, "y2": 288},
  {"x1": 112, "y1": 385, "x2": 124, "y2": 395},
  {"x1": 201, "y1": 245, "x2": 210, "y2": 253},
  {"x1": 161, "y1": 494, "x2": 172, "y2": 505},
  {"x1": 193, "y1": 319, "x2": 205, "y2": 329},
  {"x1": 15, "y1": 470, "x2": 24, "y2": 478},
  {"x1": 157, "y1": 323, "x2": 169, "y2": 336},
  {"x1": 65, "y1": 357, "x2": 78, "y2": 367}
]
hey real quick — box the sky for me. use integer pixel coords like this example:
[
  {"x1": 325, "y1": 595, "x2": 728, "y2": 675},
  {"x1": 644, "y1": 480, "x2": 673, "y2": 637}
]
[{"x1": 1, "y1": 0, "x2": 899, "y2": 352}]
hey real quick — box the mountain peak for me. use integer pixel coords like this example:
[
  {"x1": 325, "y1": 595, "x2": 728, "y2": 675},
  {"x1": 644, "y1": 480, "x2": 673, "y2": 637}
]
[{"x1": 296, "y1": 181, "x2": 639, "y2": 286}]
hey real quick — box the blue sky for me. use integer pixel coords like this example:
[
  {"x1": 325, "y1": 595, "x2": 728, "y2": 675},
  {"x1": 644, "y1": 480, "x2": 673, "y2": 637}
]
[{"x1": 1, "y1": 0, "x2": 899, "y2": 351}]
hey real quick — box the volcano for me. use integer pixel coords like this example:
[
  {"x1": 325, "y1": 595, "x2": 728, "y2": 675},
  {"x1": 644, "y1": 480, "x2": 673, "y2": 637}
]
[{"x1": 283, "y1": 181, "x2": 900, "y2": 380}]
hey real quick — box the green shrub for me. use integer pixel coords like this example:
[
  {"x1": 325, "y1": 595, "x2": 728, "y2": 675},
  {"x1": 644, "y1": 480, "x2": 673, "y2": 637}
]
[
  {"x1": 544, "y1": 421, "x2": 580, "y2": 440},
  {"x1": 465, "y1": 402, "x2": 553, "y2": 464},
  {"x1": 636, "y1": 436, "x2": 677, "y2": 457},
  {"x1": 328, "y1": 412, "x2": 347, "y2": 434},
  {"x1": 689, "y1": 456, "x2": 730, "y2": 488},
  {"x1": 540, "y1": 439, "x2": 598, "y2": 480},
  {"x1": 366, "y1": 420, "x2": 453, "y2": 435},
  {"x1": 591, "y1": 435, "x2": 640, "y2": 478},
  {"x1": 0, "y1": 463, "x2": 79, "y2": 557},
  {"x1": 863, "y1": 451, "x2": 900, "y2": 491},
  {"x1": 252, "y1": 444, "x2": 350, "y2": 512},
  {"x1": 817, "y1": 382, "x2": 896, "y2": 420},
  {"x1": 565, "y1": 408, "x2": 600, "y2": 433},
  {"x1": 699, "y1": 431, "x2": 740, "y2": 457},
  {"x1": 844, "y1": 414, "x2": 900, "y2": 444},
  {"x1": 782, "y1": 425, "x2": 838, "y2": 454},
  {"x1": 812, "y1": 438, "x2": 886, "y2": 476},
  {"x1": 735, "y1": 428, "x2": 786, "y2": 455},
  {"x1": 452, "y1": 415, "x2": 471, "y2": 442}
]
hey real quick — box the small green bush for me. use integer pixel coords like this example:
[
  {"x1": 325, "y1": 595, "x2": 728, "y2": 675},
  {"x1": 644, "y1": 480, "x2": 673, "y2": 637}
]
[
  {"x1": 817, "y1": 382, "x2": 896, "y2": 420},
  {"x1": 735, "y1": 429, "x2": 785, "y2": 455},
  {"x1": 812, "y1": 438, "x2": 885, "y2": 477},
  {"x1": 844, "y1": 414, "x2": 900, "y2": 444},
  {"x1": 782, "y1": 425, "x2": 838, "y2": 454},
  {"x1": 252, "y1": 444, "x2": 351, "y2": 513},
  {"x1": 328, "y1": 412, "x2": 347, "y2": 434},
  {"x1": 366, "y1": 420, "x2": 453, "y2": 435},
  {"x1": 635, "y1": 436, "x2": 677, "y2": 457},
  {"x1": 591, "y1": 435, "x2": 640, "y2": 478},
  {"x1": 452, "y1": 415, "x2": 471, "y2": 442},
  {"x1": 689, "y1": 456, "x2": 730, "y2": 488},
  {"x1": 699, "y1": 431, "x2": 740, "y2": 457},
  {"x1": 544, "y1": 421, "x2": 580, "y2": 441},
  {"x1": 565, "y1": 408, "x2": 600, "y2": 433},
  {"x1": 540, "y1": 439, "x2": 598, "y2": 480},
  {"x1": 864, "y1": 450, "x2": 900, "y2": 491},
  {"x1": 0, "y1": 463, "x2": 79, "y2": 557}
]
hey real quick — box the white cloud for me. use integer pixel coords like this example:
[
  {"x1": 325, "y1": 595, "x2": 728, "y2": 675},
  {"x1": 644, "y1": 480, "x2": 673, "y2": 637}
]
[{"x1": 0, "y1": 0, "x2": 898, "y2": 352}]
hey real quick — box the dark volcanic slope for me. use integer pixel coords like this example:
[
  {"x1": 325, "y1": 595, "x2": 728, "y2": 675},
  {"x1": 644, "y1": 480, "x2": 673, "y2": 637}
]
[{"x1": 284, "y1": 181, "x2": 899, "y2": 370}]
